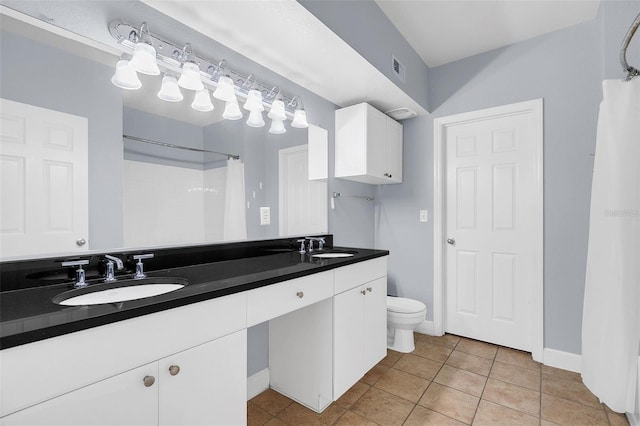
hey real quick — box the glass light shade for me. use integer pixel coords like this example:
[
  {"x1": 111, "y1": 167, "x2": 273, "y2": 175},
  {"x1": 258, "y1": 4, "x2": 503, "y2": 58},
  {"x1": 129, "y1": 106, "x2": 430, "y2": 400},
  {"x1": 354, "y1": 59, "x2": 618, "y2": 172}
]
[
  {"x1": 191, "y1": 89, "x2": 214, "y2": 112},
  {"x1": 157, "y1": 74, "x2": 183, "y2": 102},
  {"x1": 246, "y1": 109, "x2": 265, "y2": 128},
  {"x1": 222, "y1": 100, "x2": 243, "y2": 120},
  {"x1": 291, "y1": 109, "x2": 309, "y2": 128},
  {"x1": 212, "y1": 76, "x2": 237, "y2": 102},
  {"x1": 267, "y1": 99, "x2": 286, "y2": 120},
  {"x1": 243, "y1": 89, "x2": 264, "y2": 112},
  {"x1": 269, "y1": 118, "x2": 287, "y2": 134},
  {"x1": 129, "y1": 43, "x2": 160, "y2": 75},
  {"x1": 111, "y1": 60, "x2": 141, "y2": 90},
  {"x1": 177, "y1": 62, "x2": 204, "y2": 91}
]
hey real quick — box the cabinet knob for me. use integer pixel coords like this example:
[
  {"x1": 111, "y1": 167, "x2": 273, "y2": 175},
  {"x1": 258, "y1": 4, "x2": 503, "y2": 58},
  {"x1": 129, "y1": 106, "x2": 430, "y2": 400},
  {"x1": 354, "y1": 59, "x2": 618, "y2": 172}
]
[
  {"x1": 384, "y1": 173, "x2": 392, "y2": 178},
  {"x1": 169, "y1": 365, "x2": 180, "y2": 376},
  {"x1": 366, "y1": 287, "x2": 372, "y2": 292},
  {"x1": 296, "y1": 291, "x2": 304, "y2": 298},
  {"x1": 361, "y1": 290, "x2": 367, "y2": 295},
  {"x1": 143, "y1": 375, "x2": 155, "y2": 387}
]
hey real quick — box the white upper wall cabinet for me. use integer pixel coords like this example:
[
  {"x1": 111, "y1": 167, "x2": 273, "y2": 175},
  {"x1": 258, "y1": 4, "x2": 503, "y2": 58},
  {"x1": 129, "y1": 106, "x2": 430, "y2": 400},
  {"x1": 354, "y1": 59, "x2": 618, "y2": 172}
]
[{"x1": 334, "y1": 103, "x2": 403, "y2": 184}]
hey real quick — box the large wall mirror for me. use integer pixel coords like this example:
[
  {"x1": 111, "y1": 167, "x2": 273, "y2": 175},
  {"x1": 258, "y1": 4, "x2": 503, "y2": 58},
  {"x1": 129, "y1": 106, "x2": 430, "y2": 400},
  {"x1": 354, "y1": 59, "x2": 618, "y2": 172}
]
[{"x1": 0, "y1": 5, "x2": 328, "y2": 259}]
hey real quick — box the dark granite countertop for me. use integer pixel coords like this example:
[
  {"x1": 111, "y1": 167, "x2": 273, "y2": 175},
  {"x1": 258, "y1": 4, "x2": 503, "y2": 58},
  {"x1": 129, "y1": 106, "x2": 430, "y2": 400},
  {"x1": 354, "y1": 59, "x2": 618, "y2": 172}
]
[{"x1": 0, "y1": 246, "x2": 388, "y2": 349}]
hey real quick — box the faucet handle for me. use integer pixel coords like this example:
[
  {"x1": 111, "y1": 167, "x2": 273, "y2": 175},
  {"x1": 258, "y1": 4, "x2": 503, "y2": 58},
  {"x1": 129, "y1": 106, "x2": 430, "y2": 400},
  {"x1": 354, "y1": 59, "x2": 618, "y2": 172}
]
[
  {"x1": 61, "y1": 259, "x2": 89, "y2": 288},
  {"x1": 132, "y1": 253, "x2": 154, "y2": 279},
  {"x1": 104, "y1": 254, "x2": 124, "y2": 270},
  {"x1": 317, "y1": 237, "x2": 325, "y2": 250},
  {"x1": 296, "y1": 239, "x2": 306, "y2": 254}
]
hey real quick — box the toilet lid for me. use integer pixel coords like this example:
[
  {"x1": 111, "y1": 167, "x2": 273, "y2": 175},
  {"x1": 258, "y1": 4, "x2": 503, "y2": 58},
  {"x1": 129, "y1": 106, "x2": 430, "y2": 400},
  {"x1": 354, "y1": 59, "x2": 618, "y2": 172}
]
[{"x1": 387, "y1": 296, "x2": 426, "y2": 314}]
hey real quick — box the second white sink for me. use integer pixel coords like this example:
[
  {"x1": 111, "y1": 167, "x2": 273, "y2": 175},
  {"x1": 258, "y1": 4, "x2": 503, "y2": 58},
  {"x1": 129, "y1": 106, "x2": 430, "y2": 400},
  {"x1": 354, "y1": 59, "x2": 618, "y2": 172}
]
[{"x1": 311, "y1": 252, "x2": 355, "y2": 258}]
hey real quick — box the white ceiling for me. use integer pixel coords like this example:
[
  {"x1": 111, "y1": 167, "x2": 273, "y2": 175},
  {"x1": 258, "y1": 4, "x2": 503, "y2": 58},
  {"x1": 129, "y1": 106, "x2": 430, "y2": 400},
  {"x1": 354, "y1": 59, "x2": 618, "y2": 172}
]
[{"x1": 375, "y1": 0, "x2": 601, "y2": 68}]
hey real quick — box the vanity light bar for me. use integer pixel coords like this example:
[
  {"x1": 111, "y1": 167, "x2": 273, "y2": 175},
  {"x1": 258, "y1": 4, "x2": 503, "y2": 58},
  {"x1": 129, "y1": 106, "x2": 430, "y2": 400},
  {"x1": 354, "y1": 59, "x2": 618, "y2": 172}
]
[{"x1": 108, "y1": 19, "x2": 307, "y2": 125}]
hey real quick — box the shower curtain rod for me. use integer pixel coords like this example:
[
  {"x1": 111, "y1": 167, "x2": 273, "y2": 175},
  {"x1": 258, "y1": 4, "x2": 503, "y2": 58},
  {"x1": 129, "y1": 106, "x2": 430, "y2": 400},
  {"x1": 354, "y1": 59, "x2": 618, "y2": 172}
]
[
  {"x1": 620, "y1": 12, "x2": 640, "y2": 81},
  {"x1": 123, "y1": 134, "x2": 240, "y2": 160}
]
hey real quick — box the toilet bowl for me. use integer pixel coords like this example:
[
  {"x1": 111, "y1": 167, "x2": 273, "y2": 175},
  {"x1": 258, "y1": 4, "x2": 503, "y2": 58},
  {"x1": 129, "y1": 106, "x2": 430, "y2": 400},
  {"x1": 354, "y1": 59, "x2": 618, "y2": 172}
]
[{"x1": 387, "y1": 296, "x2": 427, "y2": 353}]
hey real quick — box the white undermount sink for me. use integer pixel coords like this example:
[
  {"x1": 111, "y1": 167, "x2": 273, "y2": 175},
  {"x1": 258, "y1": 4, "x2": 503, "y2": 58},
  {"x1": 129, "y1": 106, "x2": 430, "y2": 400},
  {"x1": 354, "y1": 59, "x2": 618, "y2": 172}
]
[
  {"x1": 311, "y1": 251, "x2": 356, "y2": 259},
  {"x1": 53, "y1": 277, "x2": 187, "y2": 306}
]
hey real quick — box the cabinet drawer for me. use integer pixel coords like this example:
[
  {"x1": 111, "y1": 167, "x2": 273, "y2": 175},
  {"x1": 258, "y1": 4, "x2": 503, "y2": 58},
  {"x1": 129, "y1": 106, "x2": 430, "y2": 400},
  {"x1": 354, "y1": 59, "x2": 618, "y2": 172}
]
[
  {"x1": 334, "y1": 257, "x2": 387, "y2": 294},
  {"x1": 247, "y1": 271, "x2": 333, "y2": 326}
]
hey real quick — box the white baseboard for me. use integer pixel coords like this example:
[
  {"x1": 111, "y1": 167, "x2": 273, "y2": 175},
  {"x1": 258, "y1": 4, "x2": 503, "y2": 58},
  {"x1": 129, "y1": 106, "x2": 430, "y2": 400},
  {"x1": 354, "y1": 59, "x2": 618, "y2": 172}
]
[
  {"x1": 542, "y1": 348, "x2": 581, "y2": 373},
  {"x1": 247, "y1": 368, "x2": 270, "y2": 400},
  {"x1": 415, "y1": 320, "x2": 440, "y2": 336}
]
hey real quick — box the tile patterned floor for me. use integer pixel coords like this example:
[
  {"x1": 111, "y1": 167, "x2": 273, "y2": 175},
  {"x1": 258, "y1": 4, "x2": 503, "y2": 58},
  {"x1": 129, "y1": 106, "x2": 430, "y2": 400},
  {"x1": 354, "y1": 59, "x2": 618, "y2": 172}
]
[{"x1": 247, "y1": 333, "x2": 630, "y2": 425}]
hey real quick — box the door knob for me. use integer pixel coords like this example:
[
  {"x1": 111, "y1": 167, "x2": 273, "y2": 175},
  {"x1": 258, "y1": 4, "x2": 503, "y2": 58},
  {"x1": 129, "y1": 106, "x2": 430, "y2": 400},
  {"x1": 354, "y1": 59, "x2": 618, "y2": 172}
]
[{"x1": 447, "y1": 238, "x2": 456, "y2": 245}]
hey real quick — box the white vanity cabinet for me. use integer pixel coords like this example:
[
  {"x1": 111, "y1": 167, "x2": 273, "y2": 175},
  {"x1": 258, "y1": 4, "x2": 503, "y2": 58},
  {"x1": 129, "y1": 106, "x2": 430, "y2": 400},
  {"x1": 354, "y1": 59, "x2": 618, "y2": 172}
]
[
  {"x1": 1, "y1": 330, "x2": 246, "y2": 426},
  {"x1": 333, "y1": 258, "x2": 388, "y2": 399},
  {"x1": 0, "y1": 293, "x2": 247, "y2": 425},
  {"x1": 335, "y1": 102, "x2": 403, "y2": 184}
]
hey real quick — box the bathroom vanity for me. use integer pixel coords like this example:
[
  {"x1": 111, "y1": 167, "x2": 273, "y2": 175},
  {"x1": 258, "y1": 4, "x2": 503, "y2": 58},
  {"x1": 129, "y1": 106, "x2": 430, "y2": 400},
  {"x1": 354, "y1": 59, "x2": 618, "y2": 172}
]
[{"x1": 0, "y1": 237, "x2": 388, "y2": 425}]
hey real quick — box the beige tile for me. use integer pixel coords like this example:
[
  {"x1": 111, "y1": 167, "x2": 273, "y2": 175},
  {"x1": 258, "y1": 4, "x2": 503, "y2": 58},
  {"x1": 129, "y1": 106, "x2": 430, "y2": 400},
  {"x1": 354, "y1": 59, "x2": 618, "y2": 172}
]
[
  {"x1": 418, "y1": 382, "x2": 480, "y2": 424},
  {"x1": 606, "y1": 409, "x2": 631, "y2": 426},
  {"x1": 415, "y1": 333, "x2": 461, "y2": 349},
  {"x1": 413, "y1": 339, "x2": 453, "y2": 363},
  {"x1": 264, "y1": 417, "x2": 288, "y2": 426},
  {"x1": 404, "y1": 405, "x2": 467, "y2": 426},
  {"x1": 494, "y1": 347, "x2": 540, "y2": 371},
  {"x1": 542, "y1": 375, "x2": 601, "y2": 408},
  {"x1": 540, "y1": 420, "x2": 560, "y2": 426},
  {"x1": 456, "y1": 338, "x2": 498, "y2": 360},
  {"x1": 379, "y1": 349, "x2": 403, "y2": 367},
  {"x1": 374, "y1": 367, "x2": 430, "y2": 403},
  {"x1": 541, "y1": 364, "x2": 582, "y2": 382},
  {"x1": 472, "y1": 399, "x2": 539, "y2": 426},
  {"x1": 393, "y1": 353, "x2": 443, "y2": 380},
  {"x1": 446, "y1": 350, "x2": 493, "y2": 376},
  {"x1": 351, "y1": 387, "x2": 414, "y2": 425},
  {"x1": 361, "y1": 363, "x2": 390, "y2": 385},
  {"x1": 336, "y1": 381, "x2": 370, "y2": 408},
  {"x1": 433, "y1": 364, "x2": 487, "y2": 397},
  {"x1": 490, "y1": 361, "x2": 541, "y2": 391},
  {"x1": 276, "y1": 401, "x2": 346, "y2": 425},
  {"x1": 333, "y1": 410, "x2": 379, "y2": 426},
  {"x1": 250, "y1": 389, "x2": 293, "y2": 416},
  {"x1": 541, "y1": 393, "x2": 608, "y2": 425},
  {"x1": 247, "y1": 402, "x2": 273, "y2": 426},
  {"x1": 482, "y1": 378, "x2": 540, "y2": 416}
]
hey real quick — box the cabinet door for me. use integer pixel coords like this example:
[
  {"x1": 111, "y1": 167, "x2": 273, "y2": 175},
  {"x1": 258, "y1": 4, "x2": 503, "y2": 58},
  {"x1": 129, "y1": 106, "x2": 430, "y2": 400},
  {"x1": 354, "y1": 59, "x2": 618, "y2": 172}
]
[
  {"x1": 1, "y1": 364, "x2": 158, "y2": 426},
  {"x1": 159, "y1": 329, "x2": 247, "y2": 426},
  {"x1": 366, "y1": 106, "x2": 388, "y2": 180},
  {"x1": 333, "y1": 286, "x2": 365, "y2": 399},
  {"x1": 363, "y1": 277, "x2": 388, "y2": 369},
  {"x1": 385, "y1": 119, "x2": 403, "y2": 183}
]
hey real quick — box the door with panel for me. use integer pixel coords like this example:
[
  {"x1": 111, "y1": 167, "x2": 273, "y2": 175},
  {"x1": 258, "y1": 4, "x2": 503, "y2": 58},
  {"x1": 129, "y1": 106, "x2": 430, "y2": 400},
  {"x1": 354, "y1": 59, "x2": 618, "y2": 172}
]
[
  {"x1": 0, "y1": 98, "x2": 88, "y2": 257},
  {"x1": 444, "y1": 108, "x2": 541, "y2": 351}
]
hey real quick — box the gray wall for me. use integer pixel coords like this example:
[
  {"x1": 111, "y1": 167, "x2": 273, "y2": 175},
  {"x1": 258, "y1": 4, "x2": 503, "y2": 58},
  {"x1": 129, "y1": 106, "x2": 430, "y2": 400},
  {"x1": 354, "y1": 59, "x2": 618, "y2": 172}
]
[{"x1": 375, "y1": 0, "x2": 639, "y2": 355}]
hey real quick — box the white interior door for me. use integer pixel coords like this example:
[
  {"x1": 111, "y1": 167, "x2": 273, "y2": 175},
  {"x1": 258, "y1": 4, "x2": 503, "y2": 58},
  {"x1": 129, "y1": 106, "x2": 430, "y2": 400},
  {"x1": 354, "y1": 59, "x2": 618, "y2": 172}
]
[
  {"x1": 0, "y1": 98, "x2": 88, "y2": 258},
  {"x1": 279, "y1": 145, "x2": 327, "y2": 236},
  {"x1": 443, "y1": 103, "x2": 542, "y2": 352}
]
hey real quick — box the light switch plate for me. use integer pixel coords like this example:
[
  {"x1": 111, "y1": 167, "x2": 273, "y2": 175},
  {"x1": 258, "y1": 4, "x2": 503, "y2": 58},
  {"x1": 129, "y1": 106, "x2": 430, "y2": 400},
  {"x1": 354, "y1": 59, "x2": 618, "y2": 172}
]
[
  {"x1": 419, "y1": 210, "x2": 429, "y2": 223},
  {"x1": 260, "y1": 207, "x2": 271, "y2": 225}
]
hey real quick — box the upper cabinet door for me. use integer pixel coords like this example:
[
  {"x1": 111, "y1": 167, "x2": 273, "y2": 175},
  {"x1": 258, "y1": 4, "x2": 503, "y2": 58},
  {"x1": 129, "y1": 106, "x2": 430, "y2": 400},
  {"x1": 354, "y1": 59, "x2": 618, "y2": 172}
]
[
  {"x1": 334, "y1": 102, "x2": 403, "y2": 185},
  {"x1": 0, "y1": 98, "x2": 88, "y2": 258}
]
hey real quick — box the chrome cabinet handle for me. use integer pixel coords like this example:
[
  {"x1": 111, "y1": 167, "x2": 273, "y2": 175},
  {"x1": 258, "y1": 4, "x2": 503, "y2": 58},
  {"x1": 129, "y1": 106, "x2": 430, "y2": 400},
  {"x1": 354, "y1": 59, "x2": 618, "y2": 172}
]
[
  {"x1": 366, "y1": 287, "x2": 372, "y2": 292},
  {"x1": 169, "y1": 365, "x2": 180, "y2": 376},
  {"x1": 361, "y1": 290, "x2": 367, "y2": 295},
  {"x1": 296, "y1": 291, "x2": 304, "y2": 298},
  {"x1": 447, "y1": 238, "x2": 456, "y2": 245},
  {"x1": 143, "y1": 375, "x2": 155, "y2": 387}
]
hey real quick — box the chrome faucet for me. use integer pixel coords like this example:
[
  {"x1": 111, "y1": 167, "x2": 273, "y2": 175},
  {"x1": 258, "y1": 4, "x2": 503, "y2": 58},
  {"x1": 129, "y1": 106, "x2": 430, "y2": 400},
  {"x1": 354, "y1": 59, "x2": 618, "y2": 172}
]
[
  {"x1": 132, "y1": 253, "x2": 154, "y2": 279},
  {"x1": 305, "y1": 237, "x2": 326, "y2": 253},
  {"x1": 104, "y1": 255, "x2": 124, "y2": 282},
  {"x1": 61, "y1": 259, "x2": 90, "y2": 288}
]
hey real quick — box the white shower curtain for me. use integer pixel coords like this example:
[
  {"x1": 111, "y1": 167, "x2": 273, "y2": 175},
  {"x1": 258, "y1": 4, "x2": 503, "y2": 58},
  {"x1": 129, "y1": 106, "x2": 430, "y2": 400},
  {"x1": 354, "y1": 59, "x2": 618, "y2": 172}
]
[
  {"x1": 223, "y1": 158, "x2": 247, "y2": 241},
  {"x1": 582, "y1": 78, "x2": 640, "y2": 413}
]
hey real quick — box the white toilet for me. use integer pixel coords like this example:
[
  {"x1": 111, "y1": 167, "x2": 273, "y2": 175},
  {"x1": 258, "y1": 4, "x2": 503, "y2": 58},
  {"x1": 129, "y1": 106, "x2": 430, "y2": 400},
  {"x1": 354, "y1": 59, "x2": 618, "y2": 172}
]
[{"x1": 386, "y1": 296, "x2": 427, "y2": 353}]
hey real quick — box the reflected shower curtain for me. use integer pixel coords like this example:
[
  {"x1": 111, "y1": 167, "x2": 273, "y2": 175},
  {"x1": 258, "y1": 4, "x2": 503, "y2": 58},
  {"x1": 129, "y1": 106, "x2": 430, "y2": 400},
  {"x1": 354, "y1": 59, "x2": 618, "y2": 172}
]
[
  {"x1": 582, "y1": 78, "x2": 640, "y2": 413},
  {"x1": 223, "y1": 158, "x2": 247, "y2": 241}
]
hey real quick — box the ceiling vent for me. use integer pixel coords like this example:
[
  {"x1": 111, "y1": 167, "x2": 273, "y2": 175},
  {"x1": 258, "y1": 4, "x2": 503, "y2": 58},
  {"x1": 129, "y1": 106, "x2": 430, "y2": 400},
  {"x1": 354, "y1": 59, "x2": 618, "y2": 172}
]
[{"x1": 385, "y1": 107, "x2": 417, "y2": 120}]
